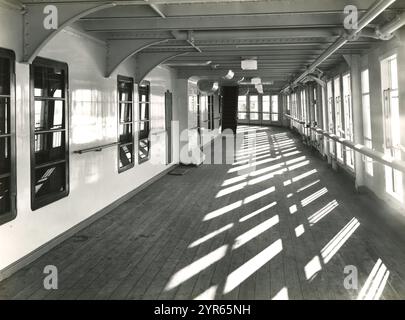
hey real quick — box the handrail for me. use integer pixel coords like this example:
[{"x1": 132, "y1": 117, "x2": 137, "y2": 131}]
[
  {"x1": 74, "y1": 142, "x2": 118, "y2": 154},
  {"x1": 151, "y1": 130, "x2": 167, "y2": 135},
  {"x1": 283, "y1": 114, "x2": 405, "y2": 173},
  {"x1": 284, "y1": 114, "x2": 305, "y2": 125}
]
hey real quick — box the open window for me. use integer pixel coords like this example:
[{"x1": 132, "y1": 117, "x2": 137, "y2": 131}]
[
  {"x1": 381, "y1": 54, "x2": 403, "y2": 201},
  {"x1": 0, "y1": 48, "x2": 16, "y2": 224},
  {"x1": 30, "y1": 57, "x2": 69, "y2": 210},
  {"x1": 138, "y1": 81, "x2": 151, "y2": 164},
  {"x1": 117, "y1": 75, "x2": 134, "y2": 172}
]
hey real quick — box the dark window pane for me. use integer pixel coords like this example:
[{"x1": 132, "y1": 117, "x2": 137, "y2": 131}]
[
  {"x1": 138, "y1": 84, "x2": 150, "y2": 163},
  {"x1": 0, "y1": 137, "x2": 10, "y2": 175},
  {"x1": 118, "y1": 80, "x2": 133, "y2": 101},
  {"x1": 138, "y1": 138, "x2": 150, "y2": 162},
  {"x1": 139, "y1": 121, "x2": 149, "y2": 139},
  {"x1": 119, "y1": 103, "x2": 132, "y2": 123},
  {"x1": 34, "y1": 65, "x2": 65, "y2": 98},
  {"x1": 31, "y1": 58, "x2": 68, "y2": 210},
  {"x1": 34, "y1": 131, "x2": 65, "y2": 165},
  {"x1": 0, "y1": 57, "x2": 10, "y2": 96},
  {"x1": 34, "y1": 100, "x2": 64, "y2": 131},
  {"x1": 0, "y1": 97, "x2": 10, "y2": 135},
  {"x1": 34, "y1": 163, "x2": 66, "y2": 199},
  {"x1": 119, "y1": 144, "x2": 133, "y2": 168},
  {"x1": 119, "y1": 124, "x2": 132, "y2": 144},
  {"x1": 0, "y1": 177, "x2": 10, "y2": 215}
]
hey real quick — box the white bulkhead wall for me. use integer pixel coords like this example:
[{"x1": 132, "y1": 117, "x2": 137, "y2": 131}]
[{"x1": 0, "y1": 6, "x2": 194, "y2": 272}]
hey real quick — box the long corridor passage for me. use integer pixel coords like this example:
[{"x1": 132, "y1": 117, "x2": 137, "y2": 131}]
[{"x1": 1, "y1": 126, "x2": 405, "y2": 300}]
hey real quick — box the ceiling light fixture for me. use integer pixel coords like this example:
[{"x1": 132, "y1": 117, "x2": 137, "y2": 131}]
[
  {"x1": 241, "y1": 59, "x2": 257, "y2": 70},
  {"x1": 224, "y1": 70, "x2": 234, "y2": 80},
  {"x1": 251, "y1": 77, "x2": 261, "y2": 85},
  {"x1": 255, "y1": 84, "x2": 264, "y2": 94}
]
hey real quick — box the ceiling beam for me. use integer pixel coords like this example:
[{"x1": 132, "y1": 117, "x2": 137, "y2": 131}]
[{"x1": 79, "y1": 12, "x2": 347, "y2": 31}]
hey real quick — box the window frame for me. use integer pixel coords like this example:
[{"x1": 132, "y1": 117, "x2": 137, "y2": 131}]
[
  {"x1": 238, "y1": 95, "x2": 248, "y2": 120},
  {"x1": 342, "y1": 72, "x2": 354, "y2": 170},
  {"x1": 361, "y1": 69, "x2": 373, "y2": 176},
  {"x1": 380, "y1": 53, "x2": 403, "y2": 200},
  {"x1": 271, "y1": 95, "x2": 279, "y2": 122},
  {"x1": 30, "y1": 57, "x2": 70, "y2": 210},
  {"x1": 249, "y1": 95, "x2": 259, "y2": 121},
  {"x1": 0, "y1": 47, "x2": 16, "y2": 225},
  {"x1": 262, "y1": 95, "x2": 271, "y2": 121},
  {"x1": 138, "y1": 81, "x2": 151, "y2": 164},
  {"x1": 117, "y1": 75, "x2": 135, "y2": 173}
]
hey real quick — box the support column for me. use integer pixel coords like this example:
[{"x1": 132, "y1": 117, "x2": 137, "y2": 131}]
[{"x1": 350, "y1": 55, "x2": 365, "y2": 190}]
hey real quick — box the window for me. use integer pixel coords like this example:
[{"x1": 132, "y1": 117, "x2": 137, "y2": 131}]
[
  {"x1": 287, "y1": 95, "x2": 290, "y2": 111},
  {"x1": 200, "y1": 94, "x2": 208, "y2": 129},
  {"x1": 238, "y1": 95, "x2": 247, "y2": 120},
  {"x1": 0, "y1": 48, "x2": 16, "y2": 224},
  {"x1": 342, "y1": 73, "x2": 354, "y2": 169},
  {"x1": 327, "y1": 80, "x2": 335, "y2": 155},
  {"x1": 31, "y1": 58, "x2": 69, "y2": 210},
  {"x1": 381, "y1": 54, "x2": 402, "y2": 200},
  {"x1": 249, "y1": 95, "x2": 259, "y2": 120},
  {"x1": 292, "y1": 93, "x2": 297, "y2": 117},
  {"x1": 271, "y1": 95, "x2": 279, "y2": 121},
  {"x1": 117, "y1": 76, "x2": 134, "y2": 172},
  {"x1": 300, "y1": 89, "x2": 307, "y2": 134},
  {"x1": 291, "y1": 93, "x2": 298, "y2": 128},
  {"x1": 262, "y1": 95, "x2": 270, "y2": 121},
  {"x1": 138, "y1": 82, "x2": 151, "y2": 163},
  {"x1": 361, "y1": 69, "x2": 373, "y2": 176},
  {"x1": 312, "y1": 86, "x2": 318, "y2": 123},
  {"x1": 334, "y1": 76, "x2": 343, "y2": 161},
  {"x1": 208, "y1": 95, "x2": 213, "y2": 130},
  {"x1": 311, "y1": 86, "x2": 318, "y2": 142}
]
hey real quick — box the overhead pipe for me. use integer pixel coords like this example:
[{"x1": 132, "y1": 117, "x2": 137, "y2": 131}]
[
  {"x1": 0, "y1": 0, "x2": 23, "y2": 11},
  {"x1": 376, "y1": 10, "x2": 405, "y2": 39},
  {"x1": 282, "y1": 0, "x2": 397, "y2": 92}
]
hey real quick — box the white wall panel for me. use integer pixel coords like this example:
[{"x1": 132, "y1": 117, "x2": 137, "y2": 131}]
[{"x1": 0, "y1": 15, "x2": 180, "y2": 271}]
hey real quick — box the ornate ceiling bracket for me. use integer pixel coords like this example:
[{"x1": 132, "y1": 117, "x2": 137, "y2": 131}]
[
  {"x1": 105, "y1": 38, "x2": 169, "y2": 78},
  {"x1": 135, "y1": 51, "x2": 188, "y2": 83},
  {"x1": 23, "y1": 1, "x2": 115, "y2": 63}
]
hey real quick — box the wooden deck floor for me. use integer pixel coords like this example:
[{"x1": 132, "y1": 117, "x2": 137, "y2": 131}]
[{"x1": 2, "y1": 126, "x2": 405, "y2": 300}]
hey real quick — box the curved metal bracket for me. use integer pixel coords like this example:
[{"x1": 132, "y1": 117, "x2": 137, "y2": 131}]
[
  {"x1": 23, "y1": 2, "x2": 116, "y2": 63},
  {"x1": 135, "y1": 51, "x2": 188, "y2": 83},
  {"x1": 305, "y1": 75, "x2": 326, "y2": 88},
  {"x1": 105, "y1": 38, "x2": 169, "y2": 77}
]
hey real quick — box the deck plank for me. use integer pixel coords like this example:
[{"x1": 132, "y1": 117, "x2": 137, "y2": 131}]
[{"x1": 2, "y1": 126, "x2": 405, "y2": 300}]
